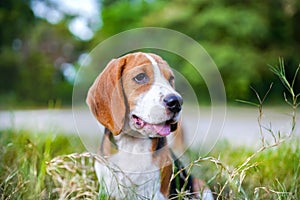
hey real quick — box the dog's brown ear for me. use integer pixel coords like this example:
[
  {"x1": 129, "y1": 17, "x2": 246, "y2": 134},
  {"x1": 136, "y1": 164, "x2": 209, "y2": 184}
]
[{"x1": 86, "y1": 57, "x2": 127, "y2": 136}]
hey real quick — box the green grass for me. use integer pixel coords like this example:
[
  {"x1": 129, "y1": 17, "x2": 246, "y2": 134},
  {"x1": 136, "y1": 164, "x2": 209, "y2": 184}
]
[
  {"x1": 189, "y1": 139, "x2": 300, "y2": 199},
  {"x1": 1, "y1": 129, "x2": 299, "y2": 199},
  {"x1": 0, "y1": 129, "x2": 85, "y2": 199}
]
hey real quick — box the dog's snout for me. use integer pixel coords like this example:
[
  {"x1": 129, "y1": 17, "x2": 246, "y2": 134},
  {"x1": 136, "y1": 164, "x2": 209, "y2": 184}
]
[{"x1": 163, "y1": 94, "x2": 183, "y2": 113}]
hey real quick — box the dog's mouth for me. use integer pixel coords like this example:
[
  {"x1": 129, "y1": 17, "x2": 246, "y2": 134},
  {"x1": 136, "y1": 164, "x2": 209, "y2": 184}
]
[{"x1": 131, "y1": 115, "x2": 177, "y2": 136}]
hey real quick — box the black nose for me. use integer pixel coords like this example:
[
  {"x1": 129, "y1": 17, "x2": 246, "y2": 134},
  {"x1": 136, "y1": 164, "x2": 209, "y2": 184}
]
[{"x1": 163, "y1": 94, "x2": 183, "y2": 113}]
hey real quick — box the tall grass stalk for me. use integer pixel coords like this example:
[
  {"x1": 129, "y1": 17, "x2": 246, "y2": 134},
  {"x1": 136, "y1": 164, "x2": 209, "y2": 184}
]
[
  {"x1": 270, "y1": 58, "x2": 300, "y2": 135},
  {"x1": 188, "y1": 59, "x2": 300, "y2": 199}
]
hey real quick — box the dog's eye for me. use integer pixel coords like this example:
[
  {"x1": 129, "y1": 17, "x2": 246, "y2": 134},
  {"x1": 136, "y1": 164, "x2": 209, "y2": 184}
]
[
  {"x1": 133, "y1": 73, "x2": 149, "y2": 84},
  {"x1": 169, "y1": 76, "x2": 175, "y2": 86}
]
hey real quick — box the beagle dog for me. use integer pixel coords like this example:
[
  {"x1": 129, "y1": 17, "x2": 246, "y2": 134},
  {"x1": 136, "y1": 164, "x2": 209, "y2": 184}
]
[{"x1": 87, "y1": 52, "x2": 213, "y2": 199}]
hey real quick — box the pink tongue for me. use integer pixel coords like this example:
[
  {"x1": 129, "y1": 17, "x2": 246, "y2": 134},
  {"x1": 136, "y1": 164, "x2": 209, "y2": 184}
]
[{"x1": 153, "y1": 124, "x2": 171, "y2": 136}]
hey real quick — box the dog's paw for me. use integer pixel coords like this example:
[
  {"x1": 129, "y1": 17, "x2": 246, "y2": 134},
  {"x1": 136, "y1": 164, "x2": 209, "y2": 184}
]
[
  {"x1": 202, "y1": 188, "x2": 214, "y2": 200},
  {"x1": 192, "y1": 178, "x2": 214, "y2": 200}
]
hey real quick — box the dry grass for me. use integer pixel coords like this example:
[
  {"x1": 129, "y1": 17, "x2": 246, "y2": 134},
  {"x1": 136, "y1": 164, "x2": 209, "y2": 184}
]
[
  {"x1": 1, "y1": 59, "x2": 299, "y2": 199},
  {"x1": 46, "y1": 152, "x2": 99, "y2": 199}
]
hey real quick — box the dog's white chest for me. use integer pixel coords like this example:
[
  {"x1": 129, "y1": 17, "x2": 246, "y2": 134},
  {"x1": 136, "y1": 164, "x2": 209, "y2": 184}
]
[{"x1": 94, "y1": 137, "x2": 166, "y2": 200}]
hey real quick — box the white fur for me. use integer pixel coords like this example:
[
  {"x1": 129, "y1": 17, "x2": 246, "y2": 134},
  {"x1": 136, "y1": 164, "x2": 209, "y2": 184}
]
[
  {"x1": 95, "y1": 133, "x2": 166, "y2": 200},
  {"x1": 203, "y1": 188, "x2": 215, "y2": 200},
  {"x1": 130, "y1": 53, "x2": 181, "y2": 137}
]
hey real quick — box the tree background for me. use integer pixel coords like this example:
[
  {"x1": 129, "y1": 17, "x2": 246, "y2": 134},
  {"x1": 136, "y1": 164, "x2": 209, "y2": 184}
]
[{"x1": 0, "y1": 0, "x2": 299, "y2": 108}]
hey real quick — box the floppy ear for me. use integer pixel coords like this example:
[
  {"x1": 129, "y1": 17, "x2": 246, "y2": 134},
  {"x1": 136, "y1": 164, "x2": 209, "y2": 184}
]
[{"x1": 86, "y1": 57, "x2": 127, "y2": 135}]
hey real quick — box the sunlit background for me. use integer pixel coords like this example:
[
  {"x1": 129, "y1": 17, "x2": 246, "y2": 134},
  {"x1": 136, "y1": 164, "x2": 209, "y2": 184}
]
[{"x1": 1, "y1": 0, "x2": 299, "y2": 108}]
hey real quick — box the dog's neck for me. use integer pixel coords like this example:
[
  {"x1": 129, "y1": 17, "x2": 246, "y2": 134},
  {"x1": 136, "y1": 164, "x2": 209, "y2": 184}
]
[
  {"x1": 115, "y1": 133, "x2": 153, "y2": 153},
  {"x1": 100, "y1": 128, "x2": 167, "y2": 157}
]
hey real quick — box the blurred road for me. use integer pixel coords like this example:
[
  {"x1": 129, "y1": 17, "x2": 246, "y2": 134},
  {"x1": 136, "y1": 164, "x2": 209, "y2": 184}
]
[{"x1": 0, "y1": 106, "x2": 299, "y2": 152}]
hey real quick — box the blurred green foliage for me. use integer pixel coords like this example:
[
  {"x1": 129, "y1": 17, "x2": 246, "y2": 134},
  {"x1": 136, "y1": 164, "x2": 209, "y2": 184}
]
[
  {"x1": 0, "y1": 0, "x2": 86, "y2": 108},
  {"x1": 0, "y1": 0, "x2": 299, "y2": 108},
  {"x1": 0, "y1": 129, "x2": 85, "y2": 199}
]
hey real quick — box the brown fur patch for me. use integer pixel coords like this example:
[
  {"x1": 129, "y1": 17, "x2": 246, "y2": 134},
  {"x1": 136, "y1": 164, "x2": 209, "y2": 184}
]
[
  {"x1": 147, "y1": 53, "x2": 175, "y2": 88},
  {"x1": 122, "y1": 64, "x2": 154, "y2": 109},
  {"x1": 151, "y1": 138, "x2": 173, "y2": 198},
  {"x1": 86, "y1": 57, "x2": 127, "y2": 135},
  {"x1": 159, "y1": 64, "x2": 175, "y2": 88}
]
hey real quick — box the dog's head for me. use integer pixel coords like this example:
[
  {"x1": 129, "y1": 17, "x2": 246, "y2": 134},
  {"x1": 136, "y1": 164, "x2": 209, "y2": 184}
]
[{"x1": 86, "y1": 52, "x2": 183, "y2": 138}]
